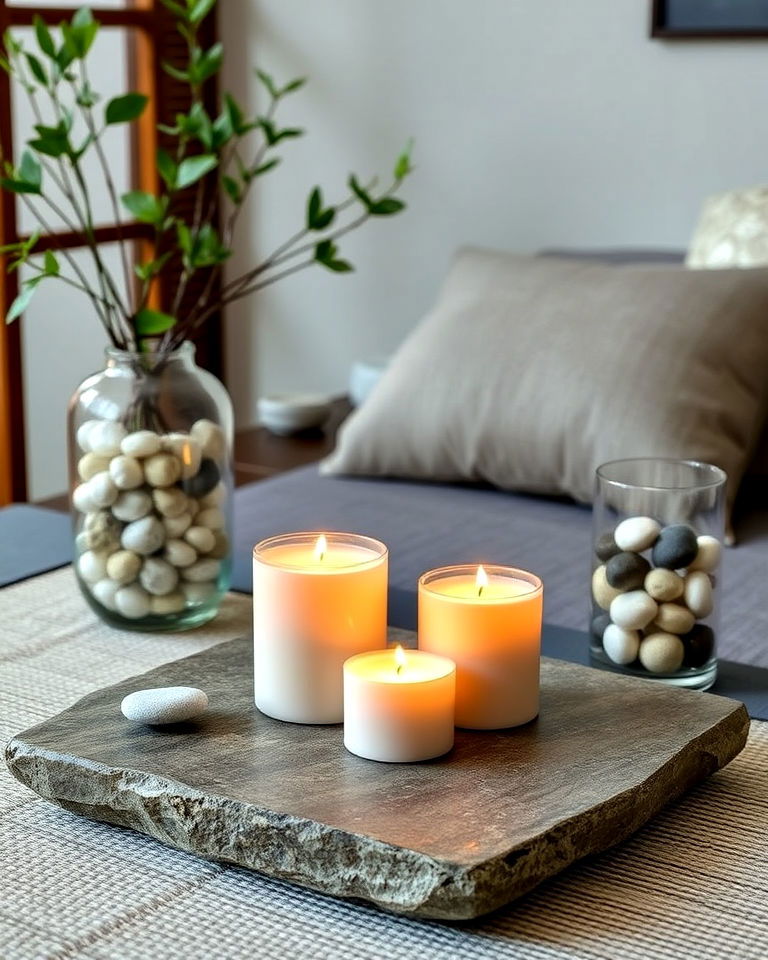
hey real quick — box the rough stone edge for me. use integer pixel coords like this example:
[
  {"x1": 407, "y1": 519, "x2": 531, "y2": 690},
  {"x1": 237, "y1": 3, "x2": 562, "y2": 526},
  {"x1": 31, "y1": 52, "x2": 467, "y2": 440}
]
[{"x1": 5, "y1": 701, "x2": 749, "y2": 920}]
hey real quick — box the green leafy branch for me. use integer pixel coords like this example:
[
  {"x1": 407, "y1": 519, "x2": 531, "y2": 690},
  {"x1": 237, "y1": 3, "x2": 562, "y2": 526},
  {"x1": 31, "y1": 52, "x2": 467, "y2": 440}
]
[{"x1": 0, "y1": 1, "x2": 413, "y2": 355}]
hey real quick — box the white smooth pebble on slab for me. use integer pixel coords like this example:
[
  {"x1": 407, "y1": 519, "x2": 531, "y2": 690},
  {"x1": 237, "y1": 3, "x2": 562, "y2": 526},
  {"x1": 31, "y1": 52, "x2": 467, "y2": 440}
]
[{"x1": 121, "y1": 686, "x2": 209, "y2": 725}]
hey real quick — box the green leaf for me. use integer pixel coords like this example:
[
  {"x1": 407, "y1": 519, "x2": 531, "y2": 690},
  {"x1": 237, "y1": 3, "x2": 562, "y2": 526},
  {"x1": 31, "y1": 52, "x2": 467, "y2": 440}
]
[
  {"x1": 158, "y1": 0, "x2": 189, "y2": 19},
  {"x1": 120, "y1": 189, "x2": 165, "y2": 224},
  {"x1": 0, "y1": 177, "x2": 39, "y2": 195},
  {"x1": 224, "y1": 93, "x2": 245, "y2": 135},
  {"x1": 134, "y1": 252, "x2": 171, "y2": 282},
  {"x1": 19, "y1": 150, "x2": 41, "y2": 191},
  {"x1": 306, "y1": 187, "x2": 335, "y2": 231},
  {"x1": 55, "y1": 42, "x2": 75, "y2": 71},
  {"x1": 43, "y1": 249, "x2": 59, "y2": 276},
  {"x1": 105, "y1": 93, "x2": 148, "y2": 125},
  {"x1": 369, "y1": 197, "x2": 405, "y2": 216},
  {"x1": 191, "y1": 41, "x2": 222, "y2": 82},
  {"x1": 281, "y1": 76, "x2": 307, "y2": 95},
  {"x1": 222, "y1": 175, "x2": 240, "y2": 204},
  {"x1": 28, "y1": 135, "x2": 69, "y2": 158},
  {"x1": 135, "y1": 307, "x2": 176, "y2": 336},
  {"x1": 156, "y1": 148, "x2": 177, "y2": 189},
  {"x1": 6, "y1": 279, "x2": 41, "y2": 323},
  {"x1": 34, "y1": 16, "x2": 56, "y2": 58},
  {"x1": 25, "y1": 52, "x2": 47, "y2": 85},
  {"x1": 177, "y1": 218, "x2": 194, "y2": 247},
  {"x1": 4, "y1": 29, "x2": 22, "y2": 56},
  {"x1": 307, "y1": 187, "x2": 322, "y2": 229},
  {"x1": 252, "y1": 157, "x2": 280, "y2": 178},
  {"x1": 62, "y1": 10, "x2": 98, "y2": 58},
  {"x1": 211, "y1": 110, "x2": 233, "y2": 149},
  {"x1": 72, "y1": 7, "x2": 94, "y2": 30},
  {"x1": 187, "y1": 101, "x2": 213, "y2": 148},
  {"x1": 255, "y1": 69, "x2": 278, "y2": 99},
  {"x1": 314, "y1": 239, "x2": 353, "y2": 273},
  {"x1": 349, "y1": 174, "x2": 372, "y2": 208},
  {"x1": 161, "y1": 60, "x2": 189, "y2": 82},
  {"x1": 176, "y1": 154, "x2": 217, "y2": 189},
  {"x1": 258, "y1": 117, "x2": 303, "y2": 147},
  {"x1": 190, "y1": 223, "x2": 231, "y2": 268},
  {"x1": 189, "y1": 0, "x2": 216, "y2": 23},
  {"x1": 394, "y1": 139, "x2": 414, "y2": 180}
]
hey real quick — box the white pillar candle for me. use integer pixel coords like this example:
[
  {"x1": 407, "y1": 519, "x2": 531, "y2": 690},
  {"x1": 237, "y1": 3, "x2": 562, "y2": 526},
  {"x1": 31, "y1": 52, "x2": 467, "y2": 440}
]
[
  {"x1": 418, "y1": 564, "x2": 543, "y2": 730},
  {"x1": 343, "y1": 646, "x2": 456, "y2": 763},
  {"x1": 253, "y1": 531, "x2": 387, "y2": 724}
]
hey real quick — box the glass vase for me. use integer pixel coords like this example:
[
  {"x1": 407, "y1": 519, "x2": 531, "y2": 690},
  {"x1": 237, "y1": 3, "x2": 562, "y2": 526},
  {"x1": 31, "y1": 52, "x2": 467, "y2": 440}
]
[
  {"x1": 590, "y1": 458, "x2": 726, "y2": 690},
  {"x1": 68, "y1": 342, "x2": 233, "y2": 631}
]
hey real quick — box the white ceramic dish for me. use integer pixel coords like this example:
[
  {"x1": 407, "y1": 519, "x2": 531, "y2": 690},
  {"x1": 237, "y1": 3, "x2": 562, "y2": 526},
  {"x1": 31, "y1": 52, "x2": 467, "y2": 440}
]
[{"x1": 257, "y1": 394, "x2": 334, "y2": 435}]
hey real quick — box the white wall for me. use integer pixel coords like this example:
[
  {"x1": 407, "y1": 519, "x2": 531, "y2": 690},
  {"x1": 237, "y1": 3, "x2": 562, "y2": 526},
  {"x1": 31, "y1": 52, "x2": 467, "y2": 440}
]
[{"x1": 220, "y1": 0, "x2": 768, "y2": 426}]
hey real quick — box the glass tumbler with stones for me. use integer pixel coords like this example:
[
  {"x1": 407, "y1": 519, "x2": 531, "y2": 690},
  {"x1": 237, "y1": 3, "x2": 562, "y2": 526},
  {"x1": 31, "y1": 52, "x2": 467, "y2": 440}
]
[
  {"x1": 590, "y1": 458, "x2": 726, "y2": 690},
  {"x1": 68, "y1": 343, "x2": 233, "y2": 631}
]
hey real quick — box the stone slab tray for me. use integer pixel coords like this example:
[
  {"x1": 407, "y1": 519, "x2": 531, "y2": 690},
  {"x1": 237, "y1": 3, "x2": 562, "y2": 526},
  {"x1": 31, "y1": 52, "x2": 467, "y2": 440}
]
[{"x1": 5, "y1": 631, "x2": 749, "y2": 920}]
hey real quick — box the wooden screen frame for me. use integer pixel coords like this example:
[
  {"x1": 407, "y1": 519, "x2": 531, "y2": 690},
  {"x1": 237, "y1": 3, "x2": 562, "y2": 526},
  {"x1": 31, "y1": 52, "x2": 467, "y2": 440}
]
[{"x1": 0, "y1": 1, "x2": 221, "y2": 505}]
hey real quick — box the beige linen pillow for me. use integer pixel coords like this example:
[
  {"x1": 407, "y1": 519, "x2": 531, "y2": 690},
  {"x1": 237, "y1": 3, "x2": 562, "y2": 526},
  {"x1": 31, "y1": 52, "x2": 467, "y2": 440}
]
[{"x1": 322, "y1": 248, "x2": 768, "y2": 515}]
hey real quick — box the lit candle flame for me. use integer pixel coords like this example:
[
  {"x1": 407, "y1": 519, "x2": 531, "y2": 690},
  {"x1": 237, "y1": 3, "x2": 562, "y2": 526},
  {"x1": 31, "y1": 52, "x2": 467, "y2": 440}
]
[
  {"x1": 314, "y1": 534, "x2": 327, "y2": 562},
  {"x1": 394, "y1": 644, "x2": 406, "y2": 676},
  {"x1": 181, "y1": 443, "x2": 192, "y2": 467},
  {"x1": 476, "y1": 564, "x2": 488, "y2": 597}
]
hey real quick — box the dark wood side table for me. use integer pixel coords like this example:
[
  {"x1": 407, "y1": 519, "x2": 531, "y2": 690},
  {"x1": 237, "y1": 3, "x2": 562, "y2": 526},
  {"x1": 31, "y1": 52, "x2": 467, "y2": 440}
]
[
  {"x1": 233, "y1": 395, "x2": 352, "y2": 486},
  {"x1": 35, "y1": 396, "x2": 353, "y2": 512}
]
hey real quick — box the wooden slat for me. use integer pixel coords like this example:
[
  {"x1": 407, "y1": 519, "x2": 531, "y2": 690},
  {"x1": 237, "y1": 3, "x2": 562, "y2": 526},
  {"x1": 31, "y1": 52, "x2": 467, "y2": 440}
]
[
  {"x1": 7, "y1": 6, "x2": 153, "y2": 28},
  {"x1": 0, "y1": 0, "x2": 27, "y2": 504},
  {"x1": 18, "y1": 222, "x2": 154, "y2": 252}
]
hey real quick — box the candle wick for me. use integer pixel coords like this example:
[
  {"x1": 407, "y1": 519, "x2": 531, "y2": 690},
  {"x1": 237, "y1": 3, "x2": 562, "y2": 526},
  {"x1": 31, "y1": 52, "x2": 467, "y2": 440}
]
[
  {"x1": 478, "y1": 584, "x2": 484, "y2": 597},
  {"x1": 396, "y1": 663, "x2": 403, "y2": 676}
]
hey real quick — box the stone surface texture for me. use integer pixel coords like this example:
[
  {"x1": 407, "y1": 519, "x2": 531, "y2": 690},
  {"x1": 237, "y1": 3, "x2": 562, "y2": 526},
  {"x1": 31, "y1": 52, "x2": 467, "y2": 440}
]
[{"x1": 5, "y1": 631, "x2": 749, "y2": 920}]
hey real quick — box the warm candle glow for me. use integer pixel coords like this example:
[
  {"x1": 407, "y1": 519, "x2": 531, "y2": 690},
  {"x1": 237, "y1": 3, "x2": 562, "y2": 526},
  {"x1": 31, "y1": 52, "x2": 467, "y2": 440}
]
[
  {"x1": 182, "y1": 443, "x2": 192, "y2": 467},
  {"x1": 394, "y1": 644, "x2": 406, "y2": 676},
  {"x1": 476, "y1": 564, "x2": 488, "y2": 597},
  {"x1": 314, "y1": 534, "x2": 328, "y2": 562}
]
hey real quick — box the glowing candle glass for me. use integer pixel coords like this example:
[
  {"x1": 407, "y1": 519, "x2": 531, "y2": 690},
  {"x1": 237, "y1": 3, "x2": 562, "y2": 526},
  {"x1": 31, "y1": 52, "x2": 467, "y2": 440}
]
[
  {"x1": 343, "y1": 645, "x2": 456, "y2": 762},
  {"x1": 418, "y1": 564, "x2": 543, "y2": 729},
  {"x1": 253, "y1": 532, "x2": 388, "y2": 724}
]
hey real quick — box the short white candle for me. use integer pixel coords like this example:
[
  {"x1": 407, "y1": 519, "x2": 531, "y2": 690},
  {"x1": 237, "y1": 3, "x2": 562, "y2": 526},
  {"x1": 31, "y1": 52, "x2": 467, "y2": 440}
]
[
  {"x1": 343, "y1": 646, "x2": 456, "y2": 763},
  {"x1": 253, "y1": 532, "x2": 388, "y2": 724}
]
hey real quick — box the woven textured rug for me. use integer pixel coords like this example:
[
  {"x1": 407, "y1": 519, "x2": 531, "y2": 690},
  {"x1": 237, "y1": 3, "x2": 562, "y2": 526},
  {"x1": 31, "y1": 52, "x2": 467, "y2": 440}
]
[{"x1": 1, "y1": 568, "x2": 766, "y2": 960}]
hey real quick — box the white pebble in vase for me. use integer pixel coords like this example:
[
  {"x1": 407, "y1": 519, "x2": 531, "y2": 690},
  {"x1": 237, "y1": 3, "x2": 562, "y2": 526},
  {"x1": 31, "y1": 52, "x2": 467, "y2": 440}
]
[
  {"x1": 112, "y1": 490, "x2": 153, "y2": 523},
  {"x1": 602, "y1": 624, "x2": 640, "y2": 665},
  {"x1": 613, "y1": 516, "x2": 661, "y2": 553},
  {"x1": 115, "y1": 584, "x2": 151, "y2": 619},
  {"x1": 684, "y1": 571, "x2": 714, "y2": 619},
  {"x1": 121, "y1": 429, "x2": 161, "y2": 458},
  {"x1": 121, "y1": 516, "x2": 166, "y2": 555},
  {"x1": 121, "y1": 686, "x2": 209, "y2": 725},
  {"x1": 88, "y1": 421, "x2": 127, "y2": 457},
  {"x1": 609, "y1": 590, "x2": 658, "y2": 631},
  {"x1": 688, "y1": 536, "x2": 722, "y2": 574}
]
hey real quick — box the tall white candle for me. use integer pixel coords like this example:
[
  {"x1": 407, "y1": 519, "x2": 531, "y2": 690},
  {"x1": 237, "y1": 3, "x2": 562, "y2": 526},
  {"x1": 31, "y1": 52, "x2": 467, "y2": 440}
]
[
  {"x1": 253, "y1": 532, "x2": 388, "y2": 724},
  {"x1": 343, "y1": 646, "x2": 456, "y2": 763}
]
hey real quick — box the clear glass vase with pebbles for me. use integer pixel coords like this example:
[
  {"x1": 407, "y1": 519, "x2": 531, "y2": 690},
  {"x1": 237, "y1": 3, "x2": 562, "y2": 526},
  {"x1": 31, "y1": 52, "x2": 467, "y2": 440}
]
[{"x1": 590, "y1": 458, "x2": 725, "y2": 690}]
